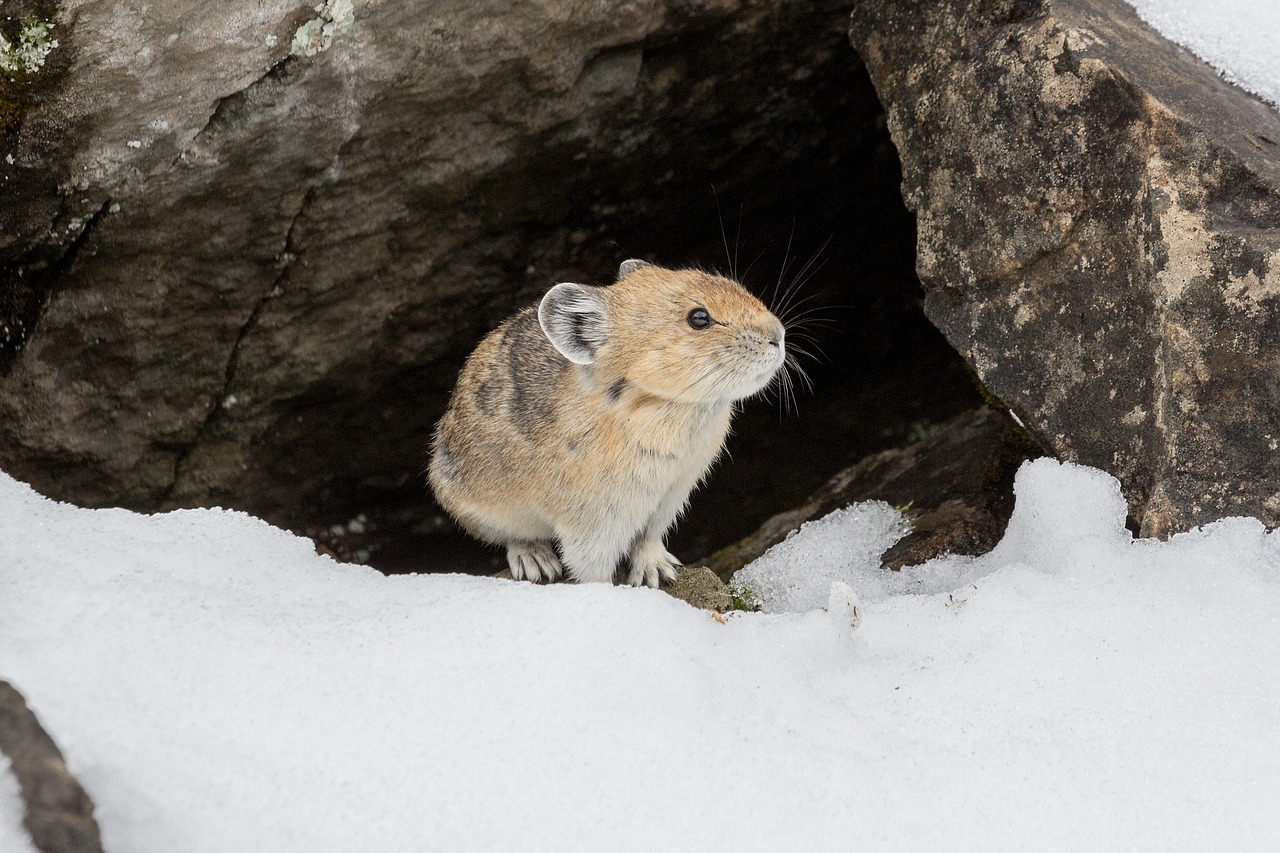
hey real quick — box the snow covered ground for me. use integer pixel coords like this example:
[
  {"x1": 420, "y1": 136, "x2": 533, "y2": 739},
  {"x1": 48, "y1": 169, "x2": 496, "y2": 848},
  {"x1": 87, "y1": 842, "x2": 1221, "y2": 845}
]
[
  {"x1": 1128, "y1": 0, "x2": 1280, "y2": 107},
  {"x1": 2, "y1": 458, "x2": 1279, "y2": 851}
]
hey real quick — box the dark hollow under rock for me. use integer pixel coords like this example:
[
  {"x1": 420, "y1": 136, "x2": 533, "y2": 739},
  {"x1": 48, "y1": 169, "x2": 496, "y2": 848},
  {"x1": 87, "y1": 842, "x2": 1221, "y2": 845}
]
[
  {"x1": 849, "y1": 0, "x2": 1280, "y2": 537},
  {"x1": 701, "y1": 406, "x2": 1041, "y2": 578}
]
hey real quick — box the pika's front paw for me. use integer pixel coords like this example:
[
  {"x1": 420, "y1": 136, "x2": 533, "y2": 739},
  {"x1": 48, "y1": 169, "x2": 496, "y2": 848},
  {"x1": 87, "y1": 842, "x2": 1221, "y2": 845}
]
[
  {"x1": 626, "y1": 547, "x2": 682, "y2": 589},
  {"x1": 507, "y1": 541, "x2": 564, "y2": 583}
]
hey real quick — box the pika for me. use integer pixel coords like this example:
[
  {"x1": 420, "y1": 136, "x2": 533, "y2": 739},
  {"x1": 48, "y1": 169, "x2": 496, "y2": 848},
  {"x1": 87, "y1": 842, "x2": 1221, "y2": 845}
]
[{"x1": 428, "y1": 259, "x2": 786, "y2": 587}]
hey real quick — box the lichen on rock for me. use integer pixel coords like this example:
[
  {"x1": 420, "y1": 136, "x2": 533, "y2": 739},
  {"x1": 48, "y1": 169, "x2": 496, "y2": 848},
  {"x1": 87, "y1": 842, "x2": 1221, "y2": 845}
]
[
  {"x1": 0, "y1": 16, "x2": 57, "y2": 78},
  {"x1": 290, "y1": 0, "x2": 354, "y2": 58}
]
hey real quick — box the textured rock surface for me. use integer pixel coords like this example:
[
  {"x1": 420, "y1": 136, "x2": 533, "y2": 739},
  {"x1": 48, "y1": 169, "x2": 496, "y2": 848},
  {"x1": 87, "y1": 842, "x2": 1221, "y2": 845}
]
[
  {"x1": 661, "y1": 565, "x2": 734, "y2": 612},
  {"x1": 849, "y1": 0, "x2": 1280, "y2": 535},
  {"x1": 0, "y1": 0, "x2": 979, "y2": 561},
  {"x1": 0, "y1": 680, "x2": 104, "y2": 853},
  {"x1": 701, "y1": 406, "x2": 1040, "y2": 578}
]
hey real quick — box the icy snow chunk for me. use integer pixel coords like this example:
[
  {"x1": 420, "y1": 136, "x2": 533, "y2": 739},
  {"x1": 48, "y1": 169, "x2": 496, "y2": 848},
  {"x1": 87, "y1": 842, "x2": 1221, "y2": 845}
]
[
  {"x1": 732, "y1": 458, "x2": 1150, "y2": 618},
  {"x1": 0, "y1": 753, "x2": 36, "y2": 853},
  {"x1": 1127, "y1": 0, "x2": 1280, "y2": 108},
  {"x1": 732, "y1": 500, "x2": 908, "y2": 612},
  {"x1": 982, "y1": 457, "x2": 1132, "y2": 574}
]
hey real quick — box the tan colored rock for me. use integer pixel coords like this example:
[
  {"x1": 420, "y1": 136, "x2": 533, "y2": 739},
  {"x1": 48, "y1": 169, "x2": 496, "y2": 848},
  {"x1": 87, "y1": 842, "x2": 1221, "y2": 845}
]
[
  {"x1": 849, "y1": 0, "x2": 1280, "y2": 535},
  {"x1": 662, "y1": 565, "x2": 733, "y2": 613}
]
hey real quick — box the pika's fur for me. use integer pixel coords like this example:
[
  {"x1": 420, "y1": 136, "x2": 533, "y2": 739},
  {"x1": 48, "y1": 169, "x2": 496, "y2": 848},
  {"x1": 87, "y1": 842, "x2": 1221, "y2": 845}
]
[{"x1": 428, "y1": 260, "x2": 785, "y2": 587}]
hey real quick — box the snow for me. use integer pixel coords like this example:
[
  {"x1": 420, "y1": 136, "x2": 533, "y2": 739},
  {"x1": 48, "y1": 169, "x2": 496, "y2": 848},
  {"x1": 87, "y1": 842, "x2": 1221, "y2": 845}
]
[
  {"x1": 731, "y1": 500, "x2": 909, "y2": 612},
  {"x1": 0, "y1": 753, "x2": 36, "y2": 853},
  {"x1": 2, "y1": 459, "x2": 1280, "y2": 851},
  {"x1": 1128, "y1": 0, "x2": 1280, "y2": 108}
]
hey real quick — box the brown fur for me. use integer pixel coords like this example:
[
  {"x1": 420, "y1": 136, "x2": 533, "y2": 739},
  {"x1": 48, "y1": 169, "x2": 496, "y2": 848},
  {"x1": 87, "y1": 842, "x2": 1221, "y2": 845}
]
[{"x1": 429, "y1": 263, "x2": 785, "y2": 586}]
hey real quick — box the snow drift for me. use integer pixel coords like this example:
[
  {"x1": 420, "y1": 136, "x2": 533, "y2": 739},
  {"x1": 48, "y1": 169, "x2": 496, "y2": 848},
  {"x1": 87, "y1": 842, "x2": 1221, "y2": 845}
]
[{"x1": 2, "y1": 458, "x2": 1279, "y2": 851}]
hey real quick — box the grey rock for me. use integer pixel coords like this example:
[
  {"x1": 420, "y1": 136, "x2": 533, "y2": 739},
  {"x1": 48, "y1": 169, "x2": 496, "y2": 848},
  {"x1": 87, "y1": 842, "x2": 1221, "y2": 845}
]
[
  {"x1": 879, "y1": 497, "x2": 1002, "y2": 572},
  {"x1": 0, "y1": 680, "x2": 104, "y2": 853},
  {"x1": 849, "y1": 0, "x2": 1280, "y2": 536}
]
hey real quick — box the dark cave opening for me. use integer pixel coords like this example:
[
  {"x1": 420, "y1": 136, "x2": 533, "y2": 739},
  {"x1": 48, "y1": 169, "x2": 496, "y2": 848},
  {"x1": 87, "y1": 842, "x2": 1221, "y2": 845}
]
[
  {"x1": 360, "y1": 14, "x2": 981, "y2": 575},
  {"x1": 0, "y1": 2, "x2": 988, "y2": 578}
]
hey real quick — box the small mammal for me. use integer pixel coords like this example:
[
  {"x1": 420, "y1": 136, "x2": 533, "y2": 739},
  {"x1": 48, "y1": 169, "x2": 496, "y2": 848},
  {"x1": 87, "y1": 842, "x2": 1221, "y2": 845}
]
[{"x1": 428, "y1": 259, "x2": 785, "y2": 587}]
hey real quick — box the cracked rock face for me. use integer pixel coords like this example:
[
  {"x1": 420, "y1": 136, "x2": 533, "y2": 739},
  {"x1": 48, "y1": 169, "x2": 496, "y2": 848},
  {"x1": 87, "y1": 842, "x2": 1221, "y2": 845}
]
[
  {"x1": 0, "y1": 0, "x2": 913, "y2": 541},
  {"x1": 850, "y1": 0, "x2": 1280, "y2": 535}
]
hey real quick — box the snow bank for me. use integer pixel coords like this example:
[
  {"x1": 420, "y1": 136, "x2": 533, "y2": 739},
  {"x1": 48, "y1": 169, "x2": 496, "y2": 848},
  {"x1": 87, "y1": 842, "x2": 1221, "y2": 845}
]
[
  {"x1": 0, "y1": 754, "x2": 35, "y2": 853},
  {"x1": 1128, "y1": 0, "x2": 1280, "y2": 107},
  {"x1": 2, "y1": 460, "x2": 1280, "y2": 851},
  {"x1": 738, "y1": 458, "x2": 1149, "y2": 614}
]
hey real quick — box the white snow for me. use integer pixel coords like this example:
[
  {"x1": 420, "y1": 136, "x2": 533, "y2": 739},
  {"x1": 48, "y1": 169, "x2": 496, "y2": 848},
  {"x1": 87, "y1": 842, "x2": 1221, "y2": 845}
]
[
  {"x1": 1128, "y1": 0, "x2": 1280, "y2": 108},
  {"x1": 2, "y1": 458, "x2": 1280, "y2": 851},
  {"x1": 0, "y1": 753, "x2": 36, "y2": 853},
  {"x1": 731, "y1": 500, "x2": 909, "y2": 612}
]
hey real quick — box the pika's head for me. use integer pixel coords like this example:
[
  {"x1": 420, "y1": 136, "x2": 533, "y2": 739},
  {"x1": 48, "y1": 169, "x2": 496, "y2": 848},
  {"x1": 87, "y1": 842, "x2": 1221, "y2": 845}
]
[{"x1": 537, "y1": 260, "x2": 786, "y2": 403}]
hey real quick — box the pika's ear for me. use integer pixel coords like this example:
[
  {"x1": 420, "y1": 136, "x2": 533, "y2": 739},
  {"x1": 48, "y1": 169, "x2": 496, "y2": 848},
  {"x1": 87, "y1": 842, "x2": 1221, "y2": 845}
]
[
  {"x1": 538, "y1": 283, "x2": 609, "y2": 365},
  {"x1": 617, "y1": 258, "x2": 652, "y2": 280}
]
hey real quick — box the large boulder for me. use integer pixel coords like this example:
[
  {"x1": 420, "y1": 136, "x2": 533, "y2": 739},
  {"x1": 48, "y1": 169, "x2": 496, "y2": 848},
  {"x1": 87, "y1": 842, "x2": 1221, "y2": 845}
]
[{"x1": 849, "y1": 0, "x2": 1280, "y2": 535}]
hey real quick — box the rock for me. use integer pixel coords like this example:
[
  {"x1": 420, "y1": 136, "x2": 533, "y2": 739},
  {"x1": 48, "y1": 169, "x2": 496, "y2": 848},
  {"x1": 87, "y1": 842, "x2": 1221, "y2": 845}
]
[
  {"x1": 0, "y1": 680, "x2": 104, "y2": 853},
  {"x1": 0, "y1": 0, "x2": 932, "y2": 558},
  {"x1": 661, "y1": 565, "x2": 733, "y2": 613},
  {"x1": 700, "y1": 406, "x2": 1040, "y2": 578},
  {"x1": 879, "y1": 497, "x2": 1001, "y2": 571},
  {"x1": 848, "y1": 0, "x2": 1280, "y2": 536}
]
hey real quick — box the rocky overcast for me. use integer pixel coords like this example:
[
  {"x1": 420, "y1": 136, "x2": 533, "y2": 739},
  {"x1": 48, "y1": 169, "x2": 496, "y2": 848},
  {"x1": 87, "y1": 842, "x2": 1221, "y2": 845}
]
[{"x1": 1, "y1": 0, "x2": 1278, "y2": 850}]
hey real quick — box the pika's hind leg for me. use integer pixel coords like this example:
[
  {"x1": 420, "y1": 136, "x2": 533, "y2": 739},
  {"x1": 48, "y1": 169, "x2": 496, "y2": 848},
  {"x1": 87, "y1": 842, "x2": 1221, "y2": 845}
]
[
  {"x1": 557, "y1": 525, "x2": 634, "y2": 584},
  {"x1": 506, "y1": 541, "x2": 564, "y2": 583}
]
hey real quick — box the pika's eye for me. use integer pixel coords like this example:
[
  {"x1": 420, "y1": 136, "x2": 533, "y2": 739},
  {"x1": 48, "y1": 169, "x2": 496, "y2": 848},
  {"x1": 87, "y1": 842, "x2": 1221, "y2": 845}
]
[{"x1": 687, "y1": 308, "x2": 712, "y2": 330}]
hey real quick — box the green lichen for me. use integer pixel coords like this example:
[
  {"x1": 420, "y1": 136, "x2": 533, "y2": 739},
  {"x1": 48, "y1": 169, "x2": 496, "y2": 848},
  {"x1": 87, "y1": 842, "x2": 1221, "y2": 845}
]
[
  {"x1": 0, "y1": 16, "x2": 58, "y2": 78},
  {"x1": 727, "y1": 583, "x2": 761, "y2": 613},
  {"x1": 290, "y1": 0, "x2": 354, "y2": 58}
]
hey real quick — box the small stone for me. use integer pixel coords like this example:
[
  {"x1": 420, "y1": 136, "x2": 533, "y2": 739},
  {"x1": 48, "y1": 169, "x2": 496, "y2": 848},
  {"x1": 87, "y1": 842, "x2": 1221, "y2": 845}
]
[{"x1": 661, "y1": 565, "x2": 732, "y2": 613}]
